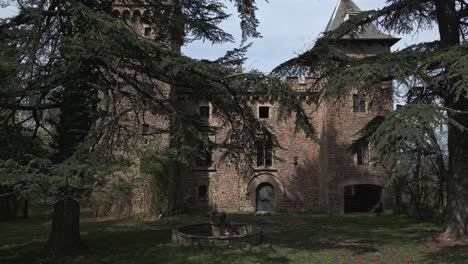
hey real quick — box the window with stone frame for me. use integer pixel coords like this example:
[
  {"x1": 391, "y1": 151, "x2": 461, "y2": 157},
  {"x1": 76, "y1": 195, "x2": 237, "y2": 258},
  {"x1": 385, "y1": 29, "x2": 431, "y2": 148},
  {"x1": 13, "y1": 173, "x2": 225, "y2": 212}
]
[
  {"x1": 141, "y1": 124, "x2": 150, "y2": 135},
  {"x1": 144, "y1": 27, "x2": 151, "y2": 37},
  {"x1": 353, "y1": 94, "x2": 367, "y2": 113},
  {"x1": 199, "y1": 106, "x2": 210, "y2": 119},
  {"x1": 355, "y1": 142, "x2": 369, "y2": 166},
  {"x1": 256, "y1": 140, "x2": 273, "y2": 167},
  {"x1": 195, "y1": 135, "x2": 213, "y2": 167},
  {"x1": 258, "y1": 106, "x2": 270, "y2": 119},
  {"x1": 195, "y1": 144, "x2": 212, "y2": 167},
  {"x1": 141, "y1": 124, "x2": 150, "y2": 144}
]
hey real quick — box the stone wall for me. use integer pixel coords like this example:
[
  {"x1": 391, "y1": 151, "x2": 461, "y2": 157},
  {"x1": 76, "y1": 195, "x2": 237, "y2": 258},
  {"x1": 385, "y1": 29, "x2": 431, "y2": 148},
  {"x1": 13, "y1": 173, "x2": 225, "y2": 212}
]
[
  {"x1": 99, "y1": 1, "x2": 396, "y2": 217},
  {"x1": 173, "y1": 41, "x2": 395, "y2": 215}
]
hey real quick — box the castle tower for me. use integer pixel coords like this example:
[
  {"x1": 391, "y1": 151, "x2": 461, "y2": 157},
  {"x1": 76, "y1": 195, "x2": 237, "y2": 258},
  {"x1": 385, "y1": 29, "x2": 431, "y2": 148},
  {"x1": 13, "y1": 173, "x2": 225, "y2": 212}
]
[
  {"x1": 319, "y1": 0, "x2": 400, "y2": 214},
  {"x1": 111, "y1": 0, "x2": 183, "y2": 52}
]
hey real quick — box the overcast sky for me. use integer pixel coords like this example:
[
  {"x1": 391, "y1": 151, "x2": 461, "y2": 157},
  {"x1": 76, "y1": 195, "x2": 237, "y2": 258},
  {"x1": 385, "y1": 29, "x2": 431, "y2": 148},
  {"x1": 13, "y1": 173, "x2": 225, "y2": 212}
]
[{"x1": 0, "y1": 0, "x2": 439, "y2": 73}]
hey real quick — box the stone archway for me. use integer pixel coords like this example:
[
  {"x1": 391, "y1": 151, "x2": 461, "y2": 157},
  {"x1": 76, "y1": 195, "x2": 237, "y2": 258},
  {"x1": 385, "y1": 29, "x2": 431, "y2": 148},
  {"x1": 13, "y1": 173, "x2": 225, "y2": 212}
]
[
  {"x1": 247, "y1": 173, "x2": 285, "y2": 212},
  {"x1": 339, "y1": 178, "x2": 387, "y2": 214},
  {"x1": 344, "y1": 184, "x2": 383, "y2": 213}
]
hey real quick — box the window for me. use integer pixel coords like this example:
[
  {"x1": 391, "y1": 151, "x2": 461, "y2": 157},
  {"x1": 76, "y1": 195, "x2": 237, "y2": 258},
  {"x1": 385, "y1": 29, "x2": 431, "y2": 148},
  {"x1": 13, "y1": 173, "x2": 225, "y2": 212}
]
[
  {"x1": 112, "y1": 10, "x2": 121, "y2": 17},
  {"x1": 195, "y1": 144, "x2": 212, "y2": 167},
  {"x1": 141, "y1": 124, "x2": 150, "y2": 135},
  {"x1": 198, "y1": 185, "x2": 208, "y2": 200},
  {"x1": 141, "y1": 124, "x2": 150, "y2": 144},
  {"x1": 144, "y1": 27, "x2": 151, "y2": 37},
  {"x1": 259, "y1": 106, "x2": 270, "y2": 119},
  {"x1": 356, "y1": 143, "x2": 369, "y2": 166},
  {"x1": 353, "y1": 94, "x2": 366, "y2": 113},
  {"x1": 132, "y1": 10, "x2": 141, "y2": 21},
  {"x1": 122, "y1": 10, "x2": 131, "y2": 20},
  {"x1": 199, "y1": 106, "x2": 210, "y2": 119},
  {"x1": 345, "y1": 12, "x2": 358, "y2": 21},
  {"x1": 256, "y1": 141, "x2": 273, "y2": 167}
]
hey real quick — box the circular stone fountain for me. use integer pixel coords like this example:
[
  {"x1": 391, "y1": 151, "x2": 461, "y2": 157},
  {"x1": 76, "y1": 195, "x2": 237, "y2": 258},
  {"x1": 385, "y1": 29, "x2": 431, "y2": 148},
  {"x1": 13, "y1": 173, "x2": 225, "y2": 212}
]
[{"x1": 172, "y1": 211, "x2": 262, "y2": 248}]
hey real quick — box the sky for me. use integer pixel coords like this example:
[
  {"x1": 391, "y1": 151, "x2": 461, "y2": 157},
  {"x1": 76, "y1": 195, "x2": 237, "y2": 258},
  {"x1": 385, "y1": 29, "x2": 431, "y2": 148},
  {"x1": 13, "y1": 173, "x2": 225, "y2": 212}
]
[{"x1": 0, "y1": 0, "x2": 439, "y2": 73}]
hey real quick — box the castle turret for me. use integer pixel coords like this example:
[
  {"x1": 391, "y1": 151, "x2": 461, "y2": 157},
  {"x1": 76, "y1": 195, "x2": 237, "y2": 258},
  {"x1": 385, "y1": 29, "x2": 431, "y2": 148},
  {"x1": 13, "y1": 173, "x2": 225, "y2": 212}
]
[
  {"x1": 318, "y1": 1, "x2": 398, "y2": 215},
  {"x1": 325, "y1": 0, "x2": 399, "y2": 55}
]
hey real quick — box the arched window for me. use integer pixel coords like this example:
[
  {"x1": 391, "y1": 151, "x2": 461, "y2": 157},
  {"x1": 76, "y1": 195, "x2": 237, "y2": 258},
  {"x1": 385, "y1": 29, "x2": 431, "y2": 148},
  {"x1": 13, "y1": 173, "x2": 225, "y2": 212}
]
[
  {"x1": 132, "y1": 10, "x2": 142, "y2": 22},
  {"x1": 142, "y1": 10, "x2": 152, "y2": 23},
  {"x1": 122, "y1": 10, "x2": 131, "y2": 20},
  {"x1": 111, "y1": 9, "x2": 121, "y2": 17}
]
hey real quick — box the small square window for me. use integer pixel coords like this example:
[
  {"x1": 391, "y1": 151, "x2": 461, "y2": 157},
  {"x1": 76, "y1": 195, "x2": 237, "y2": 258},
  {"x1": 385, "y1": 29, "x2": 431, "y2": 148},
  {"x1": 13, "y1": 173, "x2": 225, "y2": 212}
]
[
  {"x1": 259, "y1": 106, "x2": 270, "y2": 119},
  {"x1": 199, "y1": 106, "x2": 210, "y2": 119},
  {"x1": 144, "y1": 27, "x2": 151, "y2": 37},
  {"x1": 198, "y1": 185, "x2": 208, "y2": 200}
]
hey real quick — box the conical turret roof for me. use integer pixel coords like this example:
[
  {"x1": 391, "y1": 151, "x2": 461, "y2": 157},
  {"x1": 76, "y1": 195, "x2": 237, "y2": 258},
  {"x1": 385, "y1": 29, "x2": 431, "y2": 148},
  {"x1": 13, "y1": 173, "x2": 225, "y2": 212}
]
[{"x1": 325, "y1": 0, "x2": 399, "y2": 44}]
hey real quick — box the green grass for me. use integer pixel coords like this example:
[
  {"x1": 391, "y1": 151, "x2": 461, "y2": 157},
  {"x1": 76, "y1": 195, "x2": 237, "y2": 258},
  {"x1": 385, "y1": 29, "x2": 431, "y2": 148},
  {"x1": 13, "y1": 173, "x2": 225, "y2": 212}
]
[{"x1": 1, "y1": 207, "x2": 467, "y2": 264}]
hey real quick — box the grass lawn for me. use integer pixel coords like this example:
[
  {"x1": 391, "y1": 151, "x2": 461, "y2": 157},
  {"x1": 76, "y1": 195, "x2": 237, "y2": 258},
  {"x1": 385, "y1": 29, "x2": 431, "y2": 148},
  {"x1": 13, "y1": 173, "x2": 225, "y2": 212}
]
[{"x1": 1, "y1": 207, "x2": 467, "y2": 264}]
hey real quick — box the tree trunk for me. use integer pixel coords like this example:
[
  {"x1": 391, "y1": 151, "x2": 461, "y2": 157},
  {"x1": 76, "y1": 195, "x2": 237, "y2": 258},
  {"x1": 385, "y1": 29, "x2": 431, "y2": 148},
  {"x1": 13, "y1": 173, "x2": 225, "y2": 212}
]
[
  {"x1": 23, "y1": 199, "x2": 28, "y2": 219},
  {"x1": 443, "y1": 97, "x2": 468, "y2": 239},
  {"x1": 434, "y1": 0, "x2": 468, "y2": 240},
  {"x1": 44, "y1": 196, "x2": 83, "y2": 255}
]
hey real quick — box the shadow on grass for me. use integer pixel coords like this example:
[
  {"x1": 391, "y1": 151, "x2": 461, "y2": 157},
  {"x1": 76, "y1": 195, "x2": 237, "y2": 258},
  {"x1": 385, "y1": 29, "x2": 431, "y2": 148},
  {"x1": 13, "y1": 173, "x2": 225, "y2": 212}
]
[
  {"x1": 0, "y1": 212, "x2": 446, "y2": 264},
  {"x1": 227, "y1": 213, "x2": 439, "y2": 257},
  {"x1": 423, "y1": 244, "x2": 468, "y2": 264}
]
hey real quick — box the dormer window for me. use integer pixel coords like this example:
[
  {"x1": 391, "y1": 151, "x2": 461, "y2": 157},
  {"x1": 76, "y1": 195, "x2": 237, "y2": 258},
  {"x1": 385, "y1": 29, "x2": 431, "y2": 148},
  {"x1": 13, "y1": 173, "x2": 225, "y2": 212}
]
[{"x1": 344, "y1": 12, "x2": 359, "y2": 21}]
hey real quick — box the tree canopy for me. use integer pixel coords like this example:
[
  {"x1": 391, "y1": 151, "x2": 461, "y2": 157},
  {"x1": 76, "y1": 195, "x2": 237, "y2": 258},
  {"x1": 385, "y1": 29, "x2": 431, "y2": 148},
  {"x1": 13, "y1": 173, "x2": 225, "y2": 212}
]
[{"x1": 0, "y1": 0, "x2": 315, "y2": 254}]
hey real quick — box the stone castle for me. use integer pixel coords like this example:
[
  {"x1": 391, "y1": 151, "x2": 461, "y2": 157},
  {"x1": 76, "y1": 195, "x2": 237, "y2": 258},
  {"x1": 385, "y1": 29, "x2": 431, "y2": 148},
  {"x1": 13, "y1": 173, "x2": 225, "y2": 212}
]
[{"x1": 107, "y1": 0, "x2": 400, "y2": 216}]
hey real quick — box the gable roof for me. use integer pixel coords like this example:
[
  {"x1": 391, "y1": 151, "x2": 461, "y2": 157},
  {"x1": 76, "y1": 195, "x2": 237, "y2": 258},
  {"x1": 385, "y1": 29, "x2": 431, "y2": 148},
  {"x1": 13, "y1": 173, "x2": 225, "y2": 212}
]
[{"x1": 325, "y1": 0, "x2": 399, "y2": 44}]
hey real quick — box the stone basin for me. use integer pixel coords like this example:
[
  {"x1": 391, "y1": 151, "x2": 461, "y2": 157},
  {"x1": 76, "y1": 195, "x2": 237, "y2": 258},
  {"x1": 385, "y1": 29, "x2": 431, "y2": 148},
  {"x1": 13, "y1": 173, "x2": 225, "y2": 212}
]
[{"x1": 172, "y1": 223, "x2": 262, "y2": 248}]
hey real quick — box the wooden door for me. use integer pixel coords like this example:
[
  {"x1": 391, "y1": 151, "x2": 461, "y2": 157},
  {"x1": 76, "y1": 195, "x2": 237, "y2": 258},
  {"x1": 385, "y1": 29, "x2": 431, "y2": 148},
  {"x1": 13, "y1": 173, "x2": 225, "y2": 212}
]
[{"x1": 256, "y1": 183, "x2": 274, "y2": 212}]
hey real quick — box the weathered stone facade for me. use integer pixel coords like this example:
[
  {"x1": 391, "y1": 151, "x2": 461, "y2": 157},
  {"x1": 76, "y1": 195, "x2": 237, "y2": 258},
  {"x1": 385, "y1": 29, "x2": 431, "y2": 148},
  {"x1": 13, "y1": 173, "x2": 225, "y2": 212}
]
[
  {"x1": 102, "y1": 0, "x2": 401, "y2": 216},
  {"x1": 171, "y1": 0, "x2": 400, "y2": 215},
  {"x1": 175, "y1": 81, "x2": 393, "y2": 214}
]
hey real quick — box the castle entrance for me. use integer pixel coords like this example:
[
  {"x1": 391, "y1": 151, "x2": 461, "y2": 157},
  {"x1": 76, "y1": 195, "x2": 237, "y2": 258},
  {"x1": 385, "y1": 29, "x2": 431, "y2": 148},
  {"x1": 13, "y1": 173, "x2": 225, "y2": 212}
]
[
  {"x1": 344, "y1": 184, "x2": 383, "y2": 213},
  {"x1": 256, "y1": 183, "x2": 274, "y2": 213}
]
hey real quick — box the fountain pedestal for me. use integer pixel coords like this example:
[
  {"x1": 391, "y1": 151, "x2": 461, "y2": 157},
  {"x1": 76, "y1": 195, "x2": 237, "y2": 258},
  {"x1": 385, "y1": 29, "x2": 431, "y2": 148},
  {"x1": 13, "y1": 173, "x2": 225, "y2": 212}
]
[{"x1": 210, "y1": 211, "x2": 226, "y2": 237}]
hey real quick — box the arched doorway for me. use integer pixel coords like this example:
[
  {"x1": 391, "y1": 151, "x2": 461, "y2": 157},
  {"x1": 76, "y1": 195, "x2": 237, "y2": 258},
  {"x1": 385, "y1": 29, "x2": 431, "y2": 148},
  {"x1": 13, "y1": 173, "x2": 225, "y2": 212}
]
[
  {"x1": 256, "y1": 183, "x2": 275, "y2": 213},
  {"x1": 344, "y1": 184, "x2": 383, "y2": 213}
]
